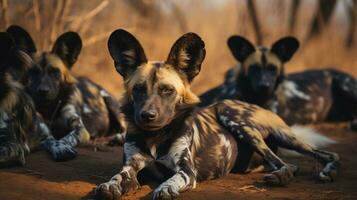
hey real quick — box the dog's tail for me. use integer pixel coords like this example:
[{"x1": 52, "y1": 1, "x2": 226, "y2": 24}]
[{"x1": 279, "y1": 125, "x2": 337, "y2": 157}]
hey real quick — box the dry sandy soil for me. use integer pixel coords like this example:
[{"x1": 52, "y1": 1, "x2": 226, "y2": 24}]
[{"x1": 0, "y1": 123, "x2": 356, "y2": 200}]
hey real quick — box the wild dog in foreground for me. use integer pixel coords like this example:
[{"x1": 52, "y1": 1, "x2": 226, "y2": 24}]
[
  {"x1": 0, "y1": 33, "x2": 76, "y2": 166},
  {"x1": 6, "y1": 25, "x2": 126, "y2": 150},
  {"x1": 200, "y1": 35, "x2": 357, "y2": 130},
  {"x1": 95, "y1": 29, "x2": 339, "y2": 200}
]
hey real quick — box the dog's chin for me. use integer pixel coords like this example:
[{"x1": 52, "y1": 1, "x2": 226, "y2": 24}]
[
  {"x1": 137, "y1": 124, "x2": 165, "y2": 132},
  {"x1": 135, "y1": 119, "x2": 170, "y2": 132}
]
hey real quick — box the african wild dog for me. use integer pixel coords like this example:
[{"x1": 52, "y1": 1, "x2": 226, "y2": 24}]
[
  {"x1": 6, "y1": 25, "x2": 126, "y2": 149},
  {"x1": 200, "y1": 35, "x2": 357, "y2": 130},
  {"x1": 0, "y1": 32, "x2": 76, "y2": 166},
  {"x1": 95, "y1": 29, "x2": 339, "y2": 200}
]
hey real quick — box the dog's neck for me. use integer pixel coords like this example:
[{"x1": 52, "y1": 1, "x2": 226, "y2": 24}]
[{"x1": 235, "y1": 70, "x2": 285, "y2": 108}]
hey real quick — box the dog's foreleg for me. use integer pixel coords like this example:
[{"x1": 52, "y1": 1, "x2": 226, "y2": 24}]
[
  {"x1": 0, "y1": 114, "x2": 28, "y2": 166},
  {"x1": 59, "y1": 104, "x2": 90, "y2": 145},
  {"x1": 38, "y1": 113, "x2": 77, "y2": 161},
  {"x1": 96, "y1": 141, "x2": 152, "y2": 199},
  {"x1": 153, "y1": 135, "x2": 196, "y2": 200}
]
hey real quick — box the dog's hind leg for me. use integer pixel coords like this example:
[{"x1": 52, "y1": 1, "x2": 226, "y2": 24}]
[
  {"x1": 219, "y1": 118, "x2": 297, "y2": 185},
  {"x1": 269, "y1": 127, "x2": 339, "y2": 182}
]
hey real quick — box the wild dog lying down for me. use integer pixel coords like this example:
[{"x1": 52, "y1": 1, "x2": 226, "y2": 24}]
[
  {"x1": 0, "y1": 33, "x2": 76, "y2": 166},
  {"x1": 6, "y1": 25, "x2": 126, "y2": 148},
  {"x1": 200, "y1": 35, "x2": 357, "y2": 130},
  {"x1": 95, "y1": 29, "x2": 339, "y2": 200}
]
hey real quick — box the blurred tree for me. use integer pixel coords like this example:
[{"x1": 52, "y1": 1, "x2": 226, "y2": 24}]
[
  {"x1": 346, "y1": 0, "x2": 356, "y2": 47},
  {"x1": 0, "y1": 0, "x2": 9, "y2": 28},
  {"x1": 247, "y1": 0, "x2": 262, "y2": 45},
  {"x1": 288, "y1": 0, "x2": 356, "y2": 48},
  {"x1": 307, "y1": 0, "x2": 337, "y2": 40}
]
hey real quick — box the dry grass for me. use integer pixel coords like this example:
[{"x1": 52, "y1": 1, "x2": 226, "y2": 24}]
[{"x1": 1, "y1": 0, "x2": 356, "y2": 96}]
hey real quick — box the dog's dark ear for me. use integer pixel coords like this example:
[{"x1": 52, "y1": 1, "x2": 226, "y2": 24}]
[
  {"x1": 6, "y1": 25, "x2": 37, "y2": 55},
  {"x1": 0, "y1": 32, "x2": 15, "y2": 70},
  {"x1": 166, "y1": 32, "x2": 205, "y2": 82},
  {"x1": 227, "y1": 35, "x2": 255, "y2": 62},
  {"x1": 52, "y1": 31, "x2": 82, "y2": 69},
  {"x1": 0, "y1": 32, "x2": 33, "y2": 80},
  {"x1": 108, "y1": 29, "x2": 147, "y2": 79},
  {"x1": 271, "y1": 37, "x2": 299, "y2": 62}
]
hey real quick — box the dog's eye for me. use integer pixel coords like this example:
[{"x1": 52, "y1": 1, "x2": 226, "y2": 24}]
[
  {"x1": 161, "y1": 87, "x2": 175, "y2": 95},
  {"x1": 133, "y1": 84, "x2": 147, "y2": 93},
  {"x1": 49, "y1": 68, "x2": 61, "y2": 78}
]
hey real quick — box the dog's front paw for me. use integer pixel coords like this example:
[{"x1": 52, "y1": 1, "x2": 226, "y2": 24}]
[
  {"x1": 50, "y1": 142, "x2": 77, "y2": 161},
  {"x1": 95, "y1": 181, "x2": 122, "y2": 200},
  {"x1": 152, "y1": 185, "x2": 179, "y2": 200},
  {"x1": 263, "y1": 165, "x2": 295, "y2": 186},
  {"x1": 317, "y1": 161, "x2": 339, "y2": 182}
]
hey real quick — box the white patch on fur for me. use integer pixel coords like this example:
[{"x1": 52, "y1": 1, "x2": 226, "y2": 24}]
[
  {"x1": 170, "y1": 136, "x2": 191, "y2": 163},
  {"x1": 83, "y1": 104, "x2": 92, "y2": 114},
  {"x1": 281, "y1": 81, "x2": 311, "y2": 100},
  {"x1": 153, "y1": 172, "x2": 190, "y2": 198},
  {"x1": 268, "y1": 100, "x2": 278, "y2": 113},
  {"x1": 192, "y1": 123, "x2": 200, "y2": 149},
  {"x1": 228, "y1": 88, "x2": 236, "y2": 96},
  {"x1": 100, "y1": 90, "x2": 110, "y2": 97},
  {"x1": 150, "y1": 145, "x2": 157, "y2": 159},
  {"x1": 61, "y1": 104, "x2": 79, "y2": 119},
  {"x1": 123, "y1": 142, "x2": 147, "y2": 169},
  {"x1": 217, "y1": 134, "x2": 232, "y2": 159},
  {"x1": 0, "y1": 112, "x2": 9, "y2": 128},
  {"x1": 39, "y1": 122, "x2": 50, "y2": 135},
  {"x1": 279, "y1": 125, "x2": 336, "y2": 157}
]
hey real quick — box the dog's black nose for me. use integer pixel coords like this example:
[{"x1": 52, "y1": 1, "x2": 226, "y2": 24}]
[
  {"x1": 140, "y1": 110, "x2": 158, "y2": 122},
  {"x1": 258, "y1": 82, "x2": 271, "y2": 90},
  {"x1": 38, "y1": 88, "x2": 50, "y2": 95}
]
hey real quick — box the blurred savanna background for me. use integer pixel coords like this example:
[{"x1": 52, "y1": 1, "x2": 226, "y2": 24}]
[{"x1": 1, "y1": 0, "x2": 356, "y2": 97}]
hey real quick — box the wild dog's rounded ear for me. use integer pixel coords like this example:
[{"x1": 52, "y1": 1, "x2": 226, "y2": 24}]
[
  {"x1": 6, "y1": 25, "x2": 37, "y2": 55},
  {"x1": 52, "y1": 31, "x2": 82, "y2": 69},
  {"x1": 166, "y1": 32, "x2": 205, "y2": 82},
  {"x1": 227, "y1": 35, "x2": 255, "y2": 62},
  {"x1": 271, "y1": 37, "x2": 299, "y2": 62},
  {"x1": 108, "y1": 29, "x2": 147, "y2": 79}
]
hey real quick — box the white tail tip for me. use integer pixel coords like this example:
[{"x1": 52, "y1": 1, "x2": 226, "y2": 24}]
[{"x1": 279, "y1": 125, "x2": 337, "y2": 157}]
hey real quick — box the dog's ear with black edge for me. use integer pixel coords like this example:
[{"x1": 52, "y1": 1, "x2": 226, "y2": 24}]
[
  {"x1": 166, "y1": 32, "x2": 206, "y2": 82},
  {"x1": 52, "y1": 31, "x2": 82, "y2": 69},
  {"x1": 227, "y1": 35, "x2": 255, "y2": 62},
  {"x1": 271, "y1": 36, "x2": 299, "y2": 62},
  {"x1": 6, "y1": 25, "x2": 37, "y2": 55},
  {"x1": 108, "y1": 29, "x2": 147, "y2": 79}
]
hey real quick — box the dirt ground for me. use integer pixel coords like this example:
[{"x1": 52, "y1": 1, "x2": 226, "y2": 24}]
[{"x1": 0, "y1": 123, "x2": 356, "y2": 200}]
